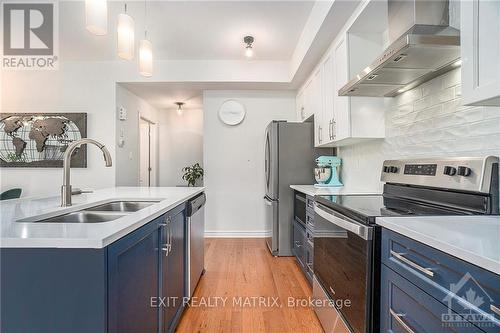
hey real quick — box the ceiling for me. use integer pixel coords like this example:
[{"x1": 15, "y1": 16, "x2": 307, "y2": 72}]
[
  {"x1": 60, "y1": 1, "x2": 314, "y2": 61},
  {"x1": 119, "y1": 81, "x2": 292, "y2": 110}
]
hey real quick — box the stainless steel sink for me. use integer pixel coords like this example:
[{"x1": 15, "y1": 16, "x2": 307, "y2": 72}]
[
  {"x1": 17, "y1": 199, "x2": 162, "y2": 223},
  {"x1": 84, "y1": 200, "x2": 158, "y2": 212},
  {"x1": 36, "y1": 211, "x2": 126, "y2": 223}
]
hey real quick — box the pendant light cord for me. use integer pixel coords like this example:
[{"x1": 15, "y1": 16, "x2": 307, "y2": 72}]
[{"x1": 144, "y1": 0, "x2": 148, "y2": 39}]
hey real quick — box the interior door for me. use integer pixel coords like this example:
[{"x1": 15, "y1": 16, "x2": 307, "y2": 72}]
[{"x1": 139, "y1": 119, "x2": 151, "y2": 186}]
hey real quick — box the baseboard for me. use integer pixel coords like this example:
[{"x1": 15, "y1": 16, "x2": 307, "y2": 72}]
[{"x1": 204, "y1": 230, "x2": 270, "y2": 238}]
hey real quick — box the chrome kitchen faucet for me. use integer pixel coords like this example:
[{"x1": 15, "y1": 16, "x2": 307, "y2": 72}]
[{"x1": 61, "y1": 139, "x2": 112, "y2": 206}]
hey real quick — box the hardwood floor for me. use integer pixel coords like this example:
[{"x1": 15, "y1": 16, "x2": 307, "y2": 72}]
[{"x1": 176, "y1": 238, "x2": 323, "y2": 333}]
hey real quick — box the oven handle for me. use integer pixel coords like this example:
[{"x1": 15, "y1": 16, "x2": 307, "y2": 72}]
[{"x1": 314, "y1": 203, "x2": 372, "y2": 240}]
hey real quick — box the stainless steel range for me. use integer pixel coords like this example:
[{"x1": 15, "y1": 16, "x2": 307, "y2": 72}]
[{"x1": 312, "y1": 156, "x2": 499, "y2": 333}]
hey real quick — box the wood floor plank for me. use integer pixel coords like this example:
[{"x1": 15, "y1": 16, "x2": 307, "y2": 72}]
[{"x1": 176, "y1": 238, "x2": 323, "y2": 333}]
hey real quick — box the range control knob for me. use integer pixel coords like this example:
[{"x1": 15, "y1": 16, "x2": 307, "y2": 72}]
[
  {"x1": 383, "y1": 166, "x2": 390, "y2": 173},
  {"x1": 443, "y1": 166, "x2": 457, "y2": 176},
  {"x1": 457, "y1": 166, "x2": 472, "y2": 177},
  {"x1": 389, "y1": 166, "x2": 398, "y2": 173}
]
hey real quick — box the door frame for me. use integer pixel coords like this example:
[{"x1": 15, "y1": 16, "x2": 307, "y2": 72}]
[{"x1": 138, "y1": 114, "x2": 158, "y2": 187}]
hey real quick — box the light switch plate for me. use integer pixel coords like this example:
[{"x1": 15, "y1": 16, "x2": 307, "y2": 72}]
[{"x1": 118, "y1": 106, "x2": 127, "y2": 120}]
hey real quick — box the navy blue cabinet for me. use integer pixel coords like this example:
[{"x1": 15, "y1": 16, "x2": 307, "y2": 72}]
[
  {"x1": 1, "y1": 202, "x2": 190, "y2": 333},
  {"x1": 160, "y1": 205, "x2": 186, "y2": 333},
  {"x1": 108, "y1": 216, "x2": 162, "y2": 333},
  {"x1": 380, "y1": 228, "x2": 500, "y2": 333}
]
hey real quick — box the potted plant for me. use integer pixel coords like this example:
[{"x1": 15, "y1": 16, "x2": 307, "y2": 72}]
[{"x1": 182, "y1": 163, "x2": 204, "y2": 187}]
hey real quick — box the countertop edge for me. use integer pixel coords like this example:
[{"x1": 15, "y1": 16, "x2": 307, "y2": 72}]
[
  {"x1": 0, "y1": 187, "x2": 205, "y2": 249},
  {"x1": 376, "y1": 217, "x2": 500, "y2": 276}
]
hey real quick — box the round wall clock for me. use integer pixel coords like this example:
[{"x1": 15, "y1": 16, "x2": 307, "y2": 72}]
[{"x1": 218, "y1": 100, "x2": 246, "y2": 126}]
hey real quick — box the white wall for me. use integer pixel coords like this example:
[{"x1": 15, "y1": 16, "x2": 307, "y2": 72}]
[
  {"x1": 203, "y1": 90, "x2": 295, "y2": 237},
  {"x1": 339, "y1": 68, "x2": 500, "y2": 193},
  {"x1": 158, "y1": 107, "x2": 203, "y2": 187},
  {"x1": 0, "y1": 62, "x2": 116, "y2": 198},
  {"x1": 115, "y1": 84, "x2": 159, "y2": 186}
]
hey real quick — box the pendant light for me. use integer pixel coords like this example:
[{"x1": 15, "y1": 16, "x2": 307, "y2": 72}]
[
  {"x1": 176, "y1": 102, "x2": 185, "y2": 116},
  {"x1": 117, "y1": 3, "x2": 135, "y2": 60},
  {"x1": 139, "y1": 0, "x2": 153, "y2": 77},
  {"x1": 244, "y1": 36, "x2": 254, "y2": 59},
  {"x1": 85, "y1": 0, "x2": 108, "y2": 35}
]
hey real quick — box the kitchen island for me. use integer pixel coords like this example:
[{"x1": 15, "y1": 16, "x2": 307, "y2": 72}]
[{"x1": 0, "y1": 187, "x2": 204, "y2": 333}]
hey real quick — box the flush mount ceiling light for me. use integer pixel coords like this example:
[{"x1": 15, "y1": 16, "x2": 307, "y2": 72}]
[
  {"x1": 139, "y1": 0, "x2": 153, "y2": 77},
  {"x1": 176, "y1": 102, "x2": 185, "y2": 115},
  {"x1": 117, "y1": 3, "x2": 135, "y2": 60},
  {"x1": 243, "y1": 35, "x2": 254, "y2": 59},
  {"x1": 85, "y1": 0, "x2": 108, "y2": 35}
]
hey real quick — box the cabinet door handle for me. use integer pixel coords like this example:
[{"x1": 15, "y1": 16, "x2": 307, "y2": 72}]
[
  {"x1": 301, "y1": 107, "x2": 305, "y2": 119},
  {"x1": 390, "y1": 250, "x2": 434, "y2": 277},
  {"x1": 491, "y1": 304, "x2": 500, "y2": 316},
  {"x1": 167, "y1": 224, "x2": 172, "y2": 253},
  {"x1": 389, "y1": 309, "x2": 415, "y2": 333},
  {"x1": 318, "y1": 126, "x2": 322, "y2": 143}
]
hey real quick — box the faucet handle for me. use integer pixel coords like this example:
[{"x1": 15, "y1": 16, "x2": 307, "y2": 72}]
[{"x1": 71, "y1": 188, "x2": 94, "y2": 195}]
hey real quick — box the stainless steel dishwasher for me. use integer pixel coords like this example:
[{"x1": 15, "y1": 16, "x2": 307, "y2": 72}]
[{"x1": 186, "y1": 192, "x2": 206, "y2": 298}]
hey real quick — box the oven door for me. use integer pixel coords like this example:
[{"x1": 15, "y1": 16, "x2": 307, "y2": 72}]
[{"x1": 314, "y1": 203, "x2": 373, "y2": 333}]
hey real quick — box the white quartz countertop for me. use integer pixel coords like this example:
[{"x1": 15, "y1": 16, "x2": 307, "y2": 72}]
[
  {"x1": 290, "y1": 184, "x2": 377, "y2": 197},
  {"x1": 0, "y1": 187, "x2": 204, "y2": 249},
  {"x1": 376, "y1": 216, "x2": 500, "y2": 275}
]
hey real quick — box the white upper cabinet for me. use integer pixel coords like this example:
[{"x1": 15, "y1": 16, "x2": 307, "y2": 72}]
[
  {"x1": 295, "y1": 0, "x2": 388, "y2": 148},
  {"x1": 296, "y1": 89, "x2": 305, "y2": 121},
  {"x1": 310, "y1": 68, "x2": 323, "y2": 146},
  {"x1": 322, "y1": 51, "x2": 335, "y2": 143},
  {"x1": 461, "y1": 0, "x2": 500, "y2": 106}
]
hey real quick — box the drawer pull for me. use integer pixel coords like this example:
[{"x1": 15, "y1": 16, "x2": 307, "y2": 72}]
[
  {"x1": 491, "y1": 304, "x2": 500, "y2": 316},
  {"x1": 390, "y1": 250, "x2": 434, "y2": 277},
  {"x1": 390, "y1": 309, "x2": 415, "y2": 333}
]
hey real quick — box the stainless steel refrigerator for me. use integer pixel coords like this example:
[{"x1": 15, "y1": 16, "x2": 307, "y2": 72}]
[{"x1": 264, "y1": 121, "x2": 332, "y2": 256}]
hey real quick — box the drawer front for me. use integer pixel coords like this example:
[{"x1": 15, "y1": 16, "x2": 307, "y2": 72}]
[
  {"x1": 381, "y1": 264, "x2": 484, "y2": 333},
  {"x1": 306, "y1": 195, "x2": 315, "y2": 213},
  {"x1": 292, "y1": 220, "x2": 306, "y2": 266},
  {"x1": 382, "y1": 229, "x2": 500, "y2": 332}
]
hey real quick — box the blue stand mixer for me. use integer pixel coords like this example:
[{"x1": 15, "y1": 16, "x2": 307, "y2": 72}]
[{"x1": 314, "y1": 156, "x2": 343, "y2": 187}]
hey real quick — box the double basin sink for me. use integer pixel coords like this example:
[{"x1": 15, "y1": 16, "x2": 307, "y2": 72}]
[{"x1": 19, "y1": 200, "x2": 161, "y2": 224}]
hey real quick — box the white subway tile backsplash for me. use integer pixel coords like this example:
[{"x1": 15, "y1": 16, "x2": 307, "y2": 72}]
[
  {"x1": 442, "y1": 68, "x2": 461, "y2": 88},
  {"x1": 339, "y1": 68, "x2": 500, "y2": 192},
  {"x1": 482, "y1": 107, "x2": 500, "y2": 119},
  {"x1": 395, "y1": 88, "x2": 422, "y2": 106},
  {"x1": 421, "y1": 79, "x2": 443, "y2": 97},
  {"x1": 468, "y1": 118, "x2": 500, "y2": 136},
  {"x1": 430, "y1": 87, "x2": 455, "y2": 104}
]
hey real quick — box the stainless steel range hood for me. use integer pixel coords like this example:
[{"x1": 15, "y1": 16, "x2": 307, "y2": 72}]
[{"x1": 339, "y1": 0, "x2": 460, "y2": 97}]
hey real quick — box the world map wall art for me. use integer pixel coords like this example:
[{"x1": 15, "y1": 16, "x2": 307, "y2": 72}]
[{"x1": 0, "y1": 113, "x2": 87, "y2": 168}]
